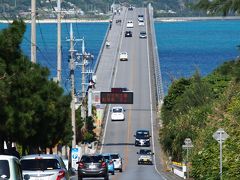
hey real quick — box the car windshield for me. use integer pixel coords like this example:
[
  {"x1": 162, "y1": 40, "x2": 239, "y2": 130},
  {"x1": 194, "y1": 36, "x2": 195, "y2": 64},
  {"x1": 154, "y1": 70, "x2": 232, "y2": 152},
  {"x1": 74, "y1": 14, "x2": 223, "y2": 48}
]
[
  {"x1": 21, "y1": 159, "x2": 61, "y2": 171},
  {"x1": 81, "y1": 156, "x2": 103, "y2": 163},
  {"x1": 136, "y1": 131, "x2": 149, "y2": 139},
  {"x1": 110, "y1": 154, "x2": 119, "y2": 159},
  {"x1": 0, "y1": 160, "x2": 10, "y2": 179},
  {"x1": 103, "y1": 156, "x2": 110, "y2": 160},
  {"x1": 139, "y1": 149, "x2": 152, "y2": 155},
  {"x1": 113, "y1": 108, "x2": 122, "y2": 113},
  {"x1": 140, "y1": 32, "x2": 146, "y2": 35}
]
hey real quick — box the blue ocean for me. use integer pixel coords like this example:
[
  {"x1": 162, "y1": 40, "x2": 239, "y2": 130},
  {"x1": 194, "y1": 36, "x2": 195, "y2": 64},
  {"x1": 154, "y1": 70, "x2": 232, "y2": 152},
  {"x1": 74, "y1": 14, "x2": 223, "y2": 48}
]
[
  {"x1": 155, "y1": 20, "x2": 240, "y2": 93},
  {"x1": 0, "y1": 20, "x2": 240, "y2": 94}
]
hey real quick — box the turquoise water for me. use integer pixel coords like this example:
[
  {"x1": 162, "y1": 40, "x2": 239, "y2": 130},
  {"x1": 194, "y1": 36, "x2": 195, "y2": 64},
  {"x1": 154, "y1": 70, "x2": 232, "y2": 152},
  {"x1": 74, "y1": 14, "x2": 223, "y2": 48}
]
[
  {"x1": 155, "y1": 20, "x2": 240, "y2": 92},
  {"x1": 1, "y1": 20, "x2": 240, "y2": 93},
  {"x1": 0, "y1": 22, "x2": 107, "y2": 92}
]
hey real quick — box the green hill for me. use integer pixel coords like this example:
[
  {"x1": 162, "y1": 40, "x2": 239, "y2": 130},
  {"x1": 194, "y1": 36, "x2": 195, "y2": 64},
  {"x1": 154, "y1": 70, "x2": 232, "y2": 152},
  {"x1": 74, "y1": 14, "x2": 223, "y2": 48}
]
[
  {"x1": 160, "y1": 58, "x2": 240, "y2": 179},
  {"x1": 1, "y1": 0, "x2": 206, "y2": 18}
]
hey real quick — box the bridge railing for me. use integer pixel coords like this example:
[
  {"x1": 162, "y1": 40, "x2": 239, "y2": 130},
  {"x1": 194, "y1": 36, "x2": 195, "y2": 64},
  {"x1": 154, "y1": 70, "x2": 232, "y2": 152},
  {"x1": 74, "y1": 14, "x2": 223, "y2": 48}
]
[
  {"x1": 93, "y1": 19, "x2": 111, "y2": 74},
  {"x1": 147, "y1": 4, "x2": 165, "y2": 105}
]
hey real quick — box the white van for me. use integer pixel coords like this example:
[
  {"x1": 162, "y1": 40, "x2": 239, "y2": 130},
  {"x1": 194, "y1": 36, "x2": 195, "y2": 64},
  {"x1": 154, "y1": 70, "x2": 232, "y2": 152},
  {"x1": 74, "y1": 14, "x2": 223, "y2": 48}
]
[{"x1": 0, "y1": 155, "x2": 23, "y2": 180}]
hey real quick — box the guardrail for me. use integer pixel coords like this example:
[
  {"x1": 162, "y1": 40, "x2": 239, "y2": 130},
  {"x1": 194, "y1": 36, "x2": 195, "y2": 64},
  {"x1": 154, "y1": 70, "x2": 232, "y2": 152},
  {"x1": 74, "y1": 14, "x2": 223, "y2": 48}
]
[
  {"x1": 171, "y1": 161, "x2": 187, "y2": 179},
  {"x1": 93, "y1": 18, "x2": 112, "y2": 74},
  {"x1": 147, "y1": 4, "x2": 165, "y2": 105}
]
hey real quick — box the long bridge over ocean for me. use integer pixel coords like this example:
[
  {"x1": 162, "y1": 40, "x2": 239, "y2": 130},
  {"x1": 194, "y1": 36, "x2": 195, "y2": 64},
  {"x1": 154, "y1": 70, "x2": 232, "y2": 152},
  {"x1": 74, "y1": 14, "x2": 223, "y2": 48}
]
[{"x1": 88, "y1": 4, "x2": 182, "y2": 180}]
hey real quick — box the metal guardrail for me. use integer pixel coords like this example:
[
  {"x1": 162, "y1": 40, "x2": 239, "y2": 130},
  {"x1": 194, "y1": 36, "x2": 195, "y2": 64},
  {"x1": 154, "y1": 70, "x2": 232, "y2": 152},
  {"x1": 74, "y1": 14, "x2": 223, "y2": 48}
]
[
  {"x1": 93, "y1": 19, "x2": 111, "y2": 74},
  {"x1": 147, "y1": 4, "x2": 165, "y2": 105}
]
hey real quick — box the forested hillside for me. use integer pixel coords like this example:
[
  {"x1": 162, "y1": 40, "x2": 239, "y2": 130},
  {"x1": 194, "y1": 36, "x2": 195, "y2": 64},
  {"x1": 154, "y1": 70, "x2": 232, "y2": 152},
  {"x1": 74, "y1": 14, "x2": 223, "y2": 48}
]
[
  {"x1": 1, "y1": 0, "x2": 206, "y2": 17},
  {"x1": 160, "y1": 59, "x2": 240, "y2": 179}
]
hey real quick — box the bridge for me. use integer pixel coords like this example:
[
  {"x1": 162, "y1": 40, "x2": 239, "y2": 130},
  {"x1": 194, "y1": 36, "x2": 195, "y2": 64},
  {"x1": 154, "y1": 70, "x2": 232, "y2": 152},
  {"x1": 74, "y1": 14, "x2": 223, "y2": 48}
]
[{"x1": 90, "y1": 4, "x2": 182, "y2": 180}]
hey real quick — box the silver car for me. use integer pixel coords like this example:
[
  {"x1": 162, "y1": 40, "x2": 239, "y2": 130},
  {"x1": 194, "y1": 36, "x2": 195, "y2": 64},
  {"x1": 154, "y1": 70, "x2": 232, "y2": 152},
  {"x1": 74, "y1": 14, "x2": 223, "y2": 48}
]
[
  {"x1": 20, "y1": 154, "x2": 69, "y2": 180},
  {"x1": 0, "y1": 155, "x2": 23, "y2": 180}
]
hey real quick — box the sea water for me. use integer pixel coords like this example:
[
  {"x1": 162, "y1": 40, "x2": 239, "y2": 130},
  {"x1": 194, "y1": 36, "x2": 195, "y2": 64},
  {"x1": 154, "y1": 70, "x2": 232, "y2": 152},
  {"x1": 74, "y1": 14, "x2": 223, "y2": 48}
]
[
  {"x1": 1, "y1": 20, "x2": 240, "y2": 93},
  {"x1": 155, "y1": 20, "x2": 240, "y2": 93}
]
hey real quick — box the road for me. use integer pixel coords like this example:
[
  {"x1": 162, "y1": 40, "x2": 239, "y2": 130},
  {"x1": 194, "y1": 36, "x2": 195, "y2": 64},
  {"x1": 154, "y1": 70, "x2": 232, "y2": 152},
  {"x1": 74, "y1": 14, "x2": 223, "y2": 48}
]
[
  {"x1": 71, "y1": 6, "x2": 182, "y2": 180},
  {"x1": 99, "y1": 7, "x2": 166, "y2": 180}
]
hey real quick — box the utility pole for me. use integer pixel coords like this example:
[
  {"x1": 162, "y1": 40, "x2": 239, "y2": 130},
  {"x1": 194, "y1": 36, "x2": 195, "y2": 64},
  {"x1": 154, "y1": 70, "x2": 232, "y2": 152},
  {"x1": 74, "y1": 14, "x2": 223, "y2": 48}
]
[
  {"x1": 69, "y1": 24, "x2": 76, "y2": 148},
  {"x1": 31, "y1": 0, "x2": 36, "y2": 63},
  {"x1": 81, "y1": 39, "x2": 86, "y2": 99},
  {"x1": 57, "y1": 0, "x2": 62, "y2": 84},
  {"x1": 67, "y1": 24, "x2": 82, "y2": 148}
]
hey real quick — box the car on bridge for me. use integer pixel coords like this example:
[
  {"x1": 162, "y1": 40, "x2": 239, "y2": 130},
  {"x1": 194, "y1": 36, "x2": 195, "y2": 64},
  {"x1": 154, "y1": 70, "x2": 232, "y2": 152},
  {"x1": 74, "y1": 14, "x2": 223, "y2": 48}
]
[
  {"x1": 126, "y1": 20, "x2": 134, "y2": 28},
  {"x1": 138, "y1": 20, "x2": 144, "y2": 26},
  {"x1": 111, "y1": 106, "x2": 125, "y2": 121},
  {"x1": 137, "y1": 149, "x2": 154, "y2": 165},
  {"x1": 119, "y1": 52, "x2": 128, "y2": 61},
  {"x1": 125, "y1": 31, "x2": 132, "y2": 37},
  {"x1": 134, "y1": 129, "x2": 151, "y2": 147},
  {"x1": 138, "y1": 15, "x2": 144, "y2": 21},
  {"x1": 139, "y1": 31, "x2": 147, "y2": 38}
]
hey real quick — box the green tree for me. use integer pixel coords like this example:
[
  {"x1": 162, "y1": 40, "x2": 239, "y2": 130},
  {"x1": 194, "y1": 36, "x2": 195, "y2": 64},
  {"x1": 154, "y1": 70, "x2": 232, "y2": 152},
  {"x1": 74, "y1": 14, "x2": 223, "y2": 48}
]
[
  {"x1": 194, "y1": 0, "x2": 240, "y2": 16},
  {"x1": 0, "y1": 20, "x2": 73, "y2": 154}
]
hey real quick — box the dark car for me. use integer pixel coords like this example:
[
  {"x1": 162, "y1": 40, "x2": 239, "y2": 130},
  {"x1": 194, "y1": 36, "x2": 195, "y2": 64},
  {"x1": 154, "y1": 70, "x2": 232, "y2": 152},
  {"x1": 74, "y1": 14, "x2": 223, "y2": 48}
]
[
  {"x1": 77, "y1": 154, "x2": 109, "y2": 180},
  {"x1": 125, "y1": 31, "x2": 132, "y2": 37},
  {"x1": 134, "y1": 130, "x2": 151, "y2": 147},
  {"x1": 128, "y1": 6, "x2": 134, "y2": 11},
  {"x1": 139, "y1": 31, "x2": 147, "y2": 38}
]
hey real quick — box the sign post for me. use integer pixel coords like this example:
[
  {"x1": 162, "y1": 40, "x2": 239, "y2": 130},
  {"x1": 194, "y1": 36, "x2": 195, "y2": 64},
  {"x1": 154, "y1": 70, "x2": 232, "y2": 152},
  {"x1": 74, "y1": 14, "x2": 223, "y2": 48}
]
[
  {"x1": 71, "y1": 147, "x2": 80, "y2": 170},
  {"x1": 213, "y1": 128, "x2": 229, "y2": 180},
  {"x1": 182, "y1": 138, "x2": 194, "y2": 179}
]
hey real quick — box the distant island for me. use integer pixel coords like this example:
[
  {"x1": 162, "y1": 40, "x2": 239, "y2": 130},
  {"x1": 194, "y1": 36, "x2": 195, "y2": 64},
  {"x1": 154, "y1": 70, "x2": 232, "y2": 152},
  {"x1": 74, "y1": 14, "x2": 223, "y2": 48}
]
[
  {"x1": 1, "y1": 16, "x2": 240, "y2": 24},
  {"x1": 0, "y1": 0, "x2": 209, "y2": 20}
]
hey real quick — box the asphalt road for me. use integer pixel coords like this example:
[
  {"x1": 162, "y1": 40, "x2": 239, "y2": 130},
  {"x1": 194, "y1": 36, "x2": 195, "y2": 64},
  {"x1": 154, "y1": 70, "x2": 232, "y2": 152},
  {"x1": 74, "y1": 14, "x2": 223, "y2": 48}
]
[
  {"x1": 98, "y1": 7, "x2": 166, "y2": 180},
  {"x1": 74, "y1": 6, "x2": 182, "y2": 180}
]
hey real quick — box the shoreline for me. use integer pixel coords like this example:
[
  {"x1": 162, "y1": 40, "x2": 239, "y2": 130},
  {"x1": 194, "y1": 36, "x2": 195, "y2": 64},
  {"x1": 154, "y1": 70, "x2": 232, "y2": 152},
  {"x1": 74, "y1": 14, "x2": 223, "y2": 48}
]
[
  {"x1": 0, "y1": 16, "x2": 240, "y2": 24},
  {"x1": 155, "y1": 16, "x2": 240, "y2": 22},
  {"x1": 0, "y1": 19, "x2": 109, "y2": 24}
]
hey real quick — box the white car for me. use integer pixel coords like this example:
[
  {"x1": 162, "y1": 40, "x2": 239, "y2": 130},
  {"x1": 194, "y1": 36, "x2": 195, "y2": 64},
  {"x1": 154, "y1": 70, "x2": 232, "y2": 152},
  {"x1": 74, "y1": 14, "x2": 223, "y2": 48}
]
[
  {"x1": 20, "y1": 154, "x2": 70, "y2": 180},
  {"x1": 110, "y1": 153, "x2": 123, "y2": 172},
  {"x1": 111, "y1": 106, "x2": 125, "y2": 121},
  {"x1": 138, "y1": 15, "x2": 144, "y2": 21},
  {"x1": 138, "y1": 20, "x2": 144, "y2": 26},
  {"x1": 126, "y1": 20, "x2": 134, "y2": 28},
  {"x1": 137, "y1": 149, "x2": 154, "y2": 165},
  {"x1": 0, "y1": 155, "x2": 23, "y2": 180},
  {"x1": 119, "y1": 52, "x2": 128, "y2": 61}
]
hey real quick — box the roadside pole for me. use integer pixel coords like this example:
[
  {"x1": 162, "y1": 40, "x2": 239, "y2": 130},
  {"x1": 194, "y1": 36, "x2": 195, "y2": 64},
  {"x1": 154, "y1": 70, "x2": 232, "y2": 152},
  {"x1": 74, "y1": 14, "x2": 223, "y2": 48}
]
[
  {"x1": 182, "y1": 138, "x2": 194, "y2": 179},
  {"x1": 213, "y1": 128, "x2": 229, "y2": 180}
]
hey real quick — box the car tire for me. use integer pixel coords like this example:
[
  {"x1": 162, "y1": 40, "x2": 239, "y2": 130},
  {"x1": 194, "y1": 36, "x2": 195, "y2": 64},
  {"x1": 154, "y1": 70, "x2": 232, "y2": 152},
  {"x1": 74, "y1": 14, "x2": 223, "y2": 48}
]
[
  {"x1": 104, "y1": 175, "x2": 109, "y2": 180},
  {"x1": 120, "y1": 168, "x2": 122, "y2": 172},
  {"x1": 78, "y1": 177, "x2": 83, "y2": 180}
]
